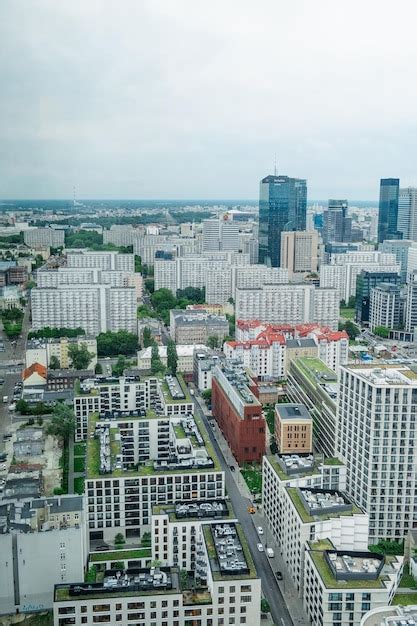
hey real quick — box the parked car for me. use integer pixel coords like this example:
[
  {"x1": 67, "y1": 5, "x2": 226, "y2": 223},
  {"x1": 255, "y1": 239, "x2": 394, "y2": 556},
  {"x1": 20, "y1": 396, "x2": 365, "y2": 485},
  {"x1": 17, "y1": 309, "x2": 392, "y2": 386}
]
[
  {"x1": 276, "y1": 571, "x2": 283, "y2": 580},
  {"x1": 257, "y1": 526, "x2": 264, "y2": 535},
  {"x1": 257, "y1": 543, "x2": 264, "y2": 552},
  {"x1": 247, "y1": 506, "x2": 256, "y2": 514},
  {"x1": 266, "y1": 548, "x2": 275, "y2": 558}
]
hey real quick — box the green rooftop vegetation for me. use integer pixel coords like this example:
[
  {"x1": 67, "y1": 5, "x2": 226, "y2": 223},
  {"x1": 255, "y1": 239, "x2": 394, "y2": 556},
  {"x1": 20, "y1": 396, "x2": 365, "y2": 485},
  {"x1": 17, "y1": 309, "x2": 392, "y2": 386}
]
[
  {"x1": 266, "y1": 454, "x2": 344, "y2": 482},
  {"x1": 90, "y1": 548, "x2": 151, "y2": 562},
  {"x1": 202, "y1": 524, "x2": 257, "y2": 581},
  {"x1": 287, "y1": 487, "x2": 362, "y2": 523},
  {"x1": 160, "y1": 373, "x2": 192, "y2": 404},
  {"x1": 174, "y1": 423, "x2": 187, "y2": 439},
  {"x1": 392, "y1": 592, "x2": 417, "y2": 605}
]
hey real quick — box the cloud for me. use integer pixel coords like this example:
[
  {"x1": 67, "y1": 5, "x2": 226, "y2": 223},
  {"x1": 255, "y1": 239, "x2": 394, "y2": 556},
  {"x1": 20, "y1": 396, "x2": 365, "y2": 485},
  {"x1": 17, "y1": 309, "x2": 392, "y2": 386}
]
[{"x1": 1, "y1": 0, "x2": 417, "y2": 199}]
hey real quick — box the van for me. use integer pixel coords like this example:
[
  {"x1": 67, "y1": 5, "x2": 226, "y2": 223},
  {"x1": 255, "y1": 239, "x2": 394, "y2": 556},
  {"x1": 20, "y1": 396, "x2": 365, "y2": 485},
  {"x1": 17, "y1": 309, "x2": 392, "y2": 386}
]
[
  {"x1": 2, "y1": 396, "x2": 8, "y2": 404},
  {"x1": 266, "y1": 548, "x2": 275, "y2": 558}
]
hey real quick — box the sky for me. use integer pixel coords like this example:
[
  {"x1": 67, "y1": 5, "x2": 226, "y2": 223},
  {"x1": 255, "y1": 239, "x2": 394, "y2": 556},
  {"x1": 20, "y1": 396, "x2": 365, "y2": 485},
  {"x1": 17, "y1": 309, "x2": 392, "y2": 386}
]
[{"x1": 1, "y1": 0, "x2": 417, "y2": 200}]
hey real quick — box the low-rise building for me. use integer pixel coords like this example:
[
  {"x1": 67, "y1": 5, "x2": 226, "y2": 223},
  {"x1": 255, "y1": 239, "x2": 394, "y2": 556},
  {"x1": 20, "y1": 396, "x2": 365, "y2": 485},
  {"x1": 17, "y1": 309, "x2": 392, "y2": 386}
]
[
  {"x1": 211, "y1": 360, "x2": 265, "y2": 464},
  {"x1": 137, "y1": 344, "x2": 207, "y2": 374},
  {"x1": 193, "y1": 349, "x2": 225, "y2": 391},
  {"x1": 26, "y1": 336, "x2": 98, "y2": 370},
  {"x1": 170, "y1": 309, "x2": 229, "y2": 345},
  {"x1": 275, "y1": 403, "x2": 313, "y2": 454},
  {"x1": 303, "y1": 540, "x2": 403, "y2": 626}
]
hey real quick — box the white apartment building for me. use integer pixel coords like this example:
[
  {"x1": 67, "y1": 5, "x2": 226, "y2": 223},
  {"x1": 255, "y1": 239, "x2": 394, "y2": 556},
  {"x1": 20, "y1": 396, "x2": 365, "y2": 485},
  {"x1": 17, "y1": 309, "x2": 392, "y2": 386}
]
[
  {"x1": 0, "y1": 495, "x2": 86, "y2": 614},
  {"x1": 24, "y1": 227, "x2": 65, "y2": 248},
  {"x1": 85, "y1": 410, "x2": 225, "y2": 543},
  {"x1": 31, "y1": 284, "x2": 136, "y2": 335},
  {"x1": 193, "y1": 349, "x2": 225, "y2": 391},
  {"x1": 137, "y1": 344, "x2": 207, "y2": 373},
  {"x1": 405, "y1": 271, "x2": 417, "y2": 333},
  {"x1": 54, "y1": 522, "x2": 261, "y2": 626},
  {"x1": 231, "y1": 265, "x2": 289, "y2": 291},
  {"x1": 337, "y1": 363, "x2": 417, "y2": 541},
  {"x1": 134, "y1": 235, "x2": 198, "y2": 264},
  {"x1": 66, "y1": 250, "x2": 135, "y2": 272},
  {"x1": 361, "y1": 605, "x2": 417, "y2": 626},
  {"x1": 235, "y1": 284, "x2": 339, "y2": 330},
  {"x1": 103, "y1": 224, "x2": 144, "y2": 247},
  {"x1": 26, "y1": 335, "x2": 97, "y2": 370},
  {"x1": 303, "y1": 541, "x2": 403, "y2": 626},
  {"x1": 37, "y1": 266, "x2": 137, "y2": 289},
  {"x1": 369, "y1": 284, "x2": 401, "y2": 332},
  {"x1": 320, "y1": 252, "x2": 400, "y2": 301},
  {"x1": 379, "y1": 239, "x2": 415, "y2": 283},
  {"x1": 202, "y1": 217, "x2": 240, "y2": 252},
  {"x1": 280, "y1": 230, "x2": 319, "y2": 280}
]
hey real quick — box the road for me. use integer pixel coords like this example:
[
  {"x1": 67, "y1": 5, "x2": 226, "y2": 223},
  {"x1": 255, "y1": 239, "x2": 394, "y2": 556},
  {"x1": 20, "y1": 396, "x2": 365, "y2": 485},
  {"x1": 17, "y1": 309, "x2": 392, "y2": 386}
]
[
  {"x1": 0, "y1": 305, "x2": 30, "y2": 451},
  {"x1": 192, "y1": 395, "x2": 297, "y2": 626}
]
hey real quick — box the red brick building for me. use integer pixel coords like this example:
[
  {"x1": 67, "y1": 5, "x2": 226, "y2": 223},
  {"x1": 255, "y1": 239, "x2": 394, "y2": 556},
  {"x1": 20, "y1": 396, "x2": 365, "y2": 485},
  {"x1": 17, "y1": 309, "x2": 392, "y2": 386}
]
[{"x1": 211, "y1": 362, "x2": 265, "y2": 464}]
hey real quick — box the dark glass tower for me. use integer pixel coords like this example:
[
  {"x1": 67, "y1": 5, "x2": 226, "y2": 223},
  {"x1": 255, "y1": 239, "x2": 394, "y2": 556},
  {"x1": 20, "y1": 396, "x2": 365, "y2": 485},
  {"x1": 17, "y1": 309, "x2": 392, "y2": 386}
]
[
  {"x1": 323, "y1": 199, "x2": 352, "y2": 243},
  {"x1": 258, "y1": 175, "x2": 307, "y2": 267},
  {"x1": 378, "y1": 178, "x2": 400, "y2": 243}
]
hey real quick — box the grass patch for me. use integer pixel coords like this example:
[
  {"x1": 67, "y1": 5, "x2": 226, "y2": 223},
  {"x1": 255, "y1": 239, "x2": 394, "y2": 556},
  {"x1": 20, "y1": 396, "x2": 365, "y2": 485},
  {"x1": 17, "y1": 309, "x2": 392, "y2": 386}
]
[
  {"x1": 17, "y1": 613, "x2": 53, "y2": 626},
  {"x1": 340, "y1": 308, "x2": 355, "y2": 320},
  {"x1": 59, "y1": 438, "x2": 69, "y2": 494},
  {"x1": 265, "y1": 408, "x2": 275, "y2": 434},
  {"x1": 74, "y1": 456, "x2": 85, "y2": 473},
  {"x1": 399, "y1": 563, "x2": 417, "y2": 588},
  {"x1": 392, "y1": 593, "x2": 417, "y2": 605},
  {"x1": 74, "y1": 476, "x2": 85, "y2": 495},
  {"x1": 241, "y1": 465, "x2": 262, "y2": 494},
  {"x1": 74, "y1": 442, "x2": 86, "y2": 456},
  {"x1": 90, "y1": 548, "x2": 152, "y2": 562}
]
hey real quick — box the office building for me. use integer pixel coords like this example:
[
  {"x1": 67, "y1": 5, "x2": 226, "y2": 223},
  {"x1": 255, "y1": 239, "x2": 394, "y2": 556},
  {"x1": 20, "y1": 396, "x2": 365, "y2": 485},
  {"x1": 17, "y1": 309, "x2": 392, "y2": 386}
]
[
  {"x1": 355, "y1": 271, "x2": 401, "y2": 324},
  {"x1": 275, "y1": 403, "x2": 313, "y2": 454},
  {"x1": 211, "y1": 361, "x2": 265, "y2": 463},
  {"x1": 323, "y1": 199, "x2": 352, "y2": 243},
  {"x1": 369, "y1": 284, "x2": 401, "y2": 332},
  {"x1": 54, "y1": 522, "x2": 261, "y2": 626},
  {"x1": 258, "y1": 174, "x2": 307, "y2": 267},
  {"x1": 66, "y1": 250, "x2": 134, "y2": 272},
  {"x1": 287, "y1": 357, "x2": 338, "y2": 457},
  {"x1": 379, "y1": 239, "x2": 415, "y2": 283},
  {"x1": 31, "y1": 283, "x2": 136, "y2": 335},
  {"x1": 24, "y1": 227, "x2": 65, "y2": 248},
  {"x1": 398, "y1": 187, "x2": 417, "y2": 241},
  {"x1": 378, "y1": 178, "x2": 400, "y2": 243},
  {"x1": 235, "y1": 284, "x2": 339, "y2": 330},
  {"x1": 202, "y1": 216, "x2": 240, "y2": 252},
  {"x1": 225, "y1": 323, "x2": 348, "y2": 380},
  {"x1": 337, "y1": 363, "x2": 417, "y2": 540},
  {"x1": 25, "y1": 335, "x2": 97, "y2": 370},
  {"x1": 280, "y1": 230, "x2": 319, "y2": 280},
  {"x1": 405, "y1": 271, "x2": 417, "y2": 333},
  {"x1": 0, "y1": 495, "x2": 86, "y2": 614},
  {"x1": 169, "y1": 309, "x2": 229, "y2": 345},
  {"x1": 303, "y1": 540, "x2": 402, "y2": 626}
]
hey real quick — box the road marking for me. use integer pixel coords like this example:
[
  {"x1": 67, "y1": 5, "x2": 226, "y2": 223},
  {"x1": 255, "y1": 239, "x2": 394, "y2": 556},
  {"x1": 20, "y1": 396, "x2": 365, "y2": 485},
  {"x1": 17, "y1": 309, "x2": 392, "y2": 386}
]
[{"x1": 281, "y1": 619, "x2": 286, "y2": 626}]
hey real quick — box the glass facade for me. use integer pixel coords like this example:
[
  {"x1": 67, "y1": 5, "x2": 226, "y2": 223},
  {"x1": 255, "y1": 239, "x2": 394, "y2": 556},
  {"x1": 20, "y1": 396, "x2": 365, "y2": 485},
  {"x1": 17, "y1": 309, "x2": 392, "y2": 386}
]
[
  {"x1": 377, "y1": 178, "x2": 400, "y2": 243},
  {"x1": 258, "y1": 175, "x2": 307, "y2": 267}
]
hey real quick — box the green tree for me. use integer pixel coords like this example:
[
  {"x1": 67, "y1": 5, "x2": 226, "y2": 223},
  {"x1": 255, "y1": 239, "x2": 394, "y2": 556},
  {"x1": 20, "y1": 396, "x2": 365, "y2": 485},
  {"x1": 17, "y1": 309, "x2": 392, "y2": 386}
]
[
  {"x1": 46, "y1": 403, "x2": 76, "y2": 441},
  {"x1": 143, "y1": 326, "x2": 153, "y2": 348},
  {"x1": 68, "y1": 343, "x2": 94, "y2": 370},
  {"x1": 16, "y1": 399, "x2": 30, "y2": 415},
  {"x1": 202, "y1": 389, "x2": 212, "y2": 402},
  {"x1": 114, "y1": 532, "x2": 125, "y2": 546},
  {"x1": 207, "y1": 335, "x2": 219, "y2": 349},
  {"x1": 261, "y1": 599, "x2": 270, "y2": 613},
  {"x1": 167, "y1": 340, "x2": 178, "y2": 375},
  {"x1": 374, "y1": 325, "x2": 390, "y2": 338},
  {"x1": 49, "y1": 355, "x2": 60, "y2": 370},
  {"x1": 95, "y1": 362, "x2": 103, "y2": 375},
  {"x1": 28, "y1": 327, "x2": 85, "y2": 340},
  {"x1": 151, "y1": 343, "x2": 165, "y2": 374},
  {"x1": 112, "y1": 355, "x2": 131, "y2": 377},
  {"x1": 339, "y1": 320, "x2": 360, "y2": 340},
  {"x1": 97, "y1": 330, "x2": 138, "y2": 357},
  {"x1": 145, "y1": 278, "x2": 155, "y2": 293},
  {"x1": 176, "y1": 287, "x2": 205, "y2": 304}
]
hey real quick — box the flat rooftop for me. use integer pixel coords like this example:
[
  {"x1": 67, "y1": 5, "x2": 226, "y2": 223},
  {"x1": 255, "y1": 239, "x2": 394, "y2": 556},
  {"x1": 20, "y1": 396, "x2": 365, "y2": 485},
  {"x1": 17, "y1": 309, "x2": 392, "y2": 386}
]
[
  {"x1": 203, "y1": 523, "x2": 257, "y2": 580},
  {"x1": 160, "y1": 374, "x2": 192, "y2": 404},
  {"x1": 266, "y1": 453, "x2": 344, "y2": 481},
  {"x1": 288, "y1": 487, "x2": 362, "y2": 523},
  {"x1": 153, "y1": 499, "x2": 233, "y2": 522},
  {"x1": 276, "y1": 403, "x2": 311, "y2": 421},
  {"x1": 362, "y1": 606, "x2": 417, "y2": 626},
  {"x1": 214, "y1": 360, "x2": 261, "y2": 409},
  {"x1": 342, "y1": 363, "x2": 417, "y2": 386}
]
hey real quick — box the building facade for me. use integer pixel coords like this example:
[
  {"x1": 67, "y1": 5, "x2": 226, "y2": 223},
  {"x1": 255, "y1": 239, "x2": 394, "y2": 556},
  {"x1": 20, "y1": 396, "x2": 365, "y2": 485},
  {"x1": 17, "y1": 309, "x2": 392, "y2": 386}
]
[
  {"x1": 280, "y1": 230, "x2": 319, "y2": 280},
  {"x1": 378, "y1": 178, "x2": 400, "y2": 243}
]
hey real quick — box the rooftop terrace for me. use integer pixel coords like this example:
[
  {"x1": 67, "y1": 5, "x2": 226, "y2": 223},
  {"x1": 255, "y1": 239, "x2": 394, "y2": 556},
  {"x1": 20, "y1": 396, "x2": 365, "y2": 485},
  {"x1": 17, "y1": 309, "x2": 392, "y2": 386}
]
[
  {"x1": 153, "y1": 499, "x2": 233, "y2": 522},
  {"x1": 287, "y1": 487, "x2": 362, "y2": 523},
  {"x1": 203, "y1": 523, "x2": 257, "y2": 580},
  {"x1": 160, "y1": 373, "x2": 192, "y2": 404},
  {"x1": 266, "y1": 453, "x2": 344, "y2": 481}
]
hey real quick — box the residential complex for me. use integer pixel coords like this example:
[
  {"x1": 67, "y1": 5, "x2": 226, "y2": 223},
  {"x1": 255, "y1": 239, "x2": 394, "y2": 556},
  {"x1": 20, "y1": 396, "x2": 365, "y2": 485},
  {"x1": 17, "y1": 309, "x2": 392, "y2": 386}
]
[
  {"x1": 24, "y1": 227, "x2": 65, "y2": 248},
  {"x1": 211, "y1": 360, "x2": 265, "y2": 463},
  {"x1": 66, "y1": 250, "x2": 135, "y2": 272},
  {"x1": 137, "y1": 344, "x2": 207, "y2": 374},
  {"x1": 25, "y1": 335, "x2": 97, "y2": 370},
  {"x1": 202, "y1": 216, "x2": 240, "y2": 251},
  {"x1": 235, "y1": 284, "x2": 340, "y2": 330},
  {"x1": 369, "y1": 284, "x2": 402, "y2": 332},
  {"x1": 355, "y1": 271, "x2": 401, "y2": 325},
  {"x1": 337, "y1": 363, "x2": 417, "y2": 541}
]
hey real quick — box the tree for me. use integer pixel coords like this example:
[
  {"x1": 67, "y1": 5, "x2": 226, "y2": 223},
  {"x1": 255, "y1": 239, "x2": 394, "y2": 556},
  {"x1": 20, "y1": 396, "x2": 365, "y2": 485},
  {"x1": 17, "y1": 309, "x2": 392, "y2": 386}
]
[
  {"x1": 261, "y1": 599, "x2": 270, "y2": 613},
  {"x1": 49, "y1": 355, "x2": 60, "y2": 370},
  {"x1": 167, "y1": 340, "x2": 178, "y2": 375},
  {"x1": 374, "y1": 325, "x2": 390, "y2": 338},
  {"x1": 114, "y1": 532, "x2": 125, "y2": 546},
  {"x1": 143, "y1": 326, "x2": 153, "y2": 348},
  {"x1": 151, "y1": 343, "x2": 165, "y2": 374},
  {"x1": 207, "y1": 335, "x2": 219, "y2": 349},
  {"x1": 145, "y1": 278, "x2": 155, "y2": 293},
  {"x1": 202, "y1": 389, "x2": 212, "y2": 402},
  {"x1": 16, "y1": 399, "x2": 30, "y2": 415},
  {"x1": 97, "y1": 330, "x2": 138, "y2": 357},
  {"x1": 339, "y1": 320, "x2": 360, "y2": 340},
  {"x1": 176, "y1": 287, "x2": 205, "y2": 304},
  {"x1": 112, "y1": 355, "x2": 131, "y2": 377},
  {"x1": 68, "y1": 343, "x2": 94, "y2": 370},
  {"x1": 95, "y1": 362, "x2": 103, "y2": 375},
  {"x1": 46, "y1": 403, "x2": 75, "y2": 441},
  {"x1": 28, "y1": 327, "x2": 85, "y2": 340}
]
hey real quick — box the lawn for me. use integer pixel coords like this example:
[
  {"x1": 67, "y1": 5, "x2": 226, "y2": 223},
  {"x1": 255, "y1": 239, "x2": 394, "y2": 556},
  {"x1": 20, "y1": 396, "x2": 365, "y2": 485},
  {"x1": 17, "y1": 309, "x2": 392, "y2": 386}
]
[
  {"x1": 59, "y1": 438, "x2": 69, "y2": 494},
  {"x1": 74, "y1": 443, "x2": 86, "y2": 456},
  {"x1": 340, "y1": 308, "x2": 355, "y2": 320},
  {"x1": 74, "y1": 456, "x2": 85, "y2": 473},
  {"x1": 90, "y1": 548, "x2": 151, "y2": 562},
  {"x1": 74, "y1": 476, "x2": 85, "y2": 495},
  {"x1": 17, "y1": 613, "x2": 53, "y2": 626},
  {"x1": 392, "y1": 592, "x2": 417, "y2": 605},
  {"x1": 265, "y1": 408, "x2": 275, "y2": 434},
  {"x1": 241, "y1": 465, "x2": 262, "y2": 495},
  {"x1": 399, "y1": 563, "x2": 417, "y2": 588}
]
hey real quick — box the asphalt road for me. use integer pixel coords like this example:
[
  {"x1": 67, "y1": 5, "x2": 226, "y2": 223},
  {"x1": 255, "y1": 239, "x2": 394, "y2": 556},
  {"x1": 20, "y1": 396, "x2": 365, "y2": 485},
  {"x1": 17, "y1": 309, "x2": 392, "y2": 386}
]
[{"x1": 192, "y1": 395, "x2": 295, "y2": 626}]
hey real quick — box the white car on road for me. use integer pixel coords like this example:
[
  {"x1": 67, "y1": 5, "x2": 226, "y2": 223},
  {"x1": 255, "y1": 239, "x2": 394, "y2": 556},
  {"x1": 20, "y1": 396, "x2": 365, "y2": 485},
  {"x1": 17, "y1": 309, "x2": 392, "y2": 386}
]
[
  {"x1": 257, "y1": 526, "x2": 264, "y2": 535},
  {"x1": 257, "y1": 543, "x2": 264, "y2": 552}
]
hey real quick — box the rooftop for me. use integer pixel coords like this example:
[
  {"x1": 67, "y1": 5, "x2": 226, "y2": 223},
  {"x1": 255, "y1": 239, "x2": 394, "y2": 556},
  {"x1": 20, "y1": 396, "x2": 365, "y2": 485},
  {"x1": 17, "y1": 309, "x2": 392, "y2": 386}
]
[
  {"x1": 153, "y1": 499, "x2": 234, "y2": 522},
  {"x1": 276, "y1": 403, "x2": 312, "y2": 421},
  {"x1": 214, "y1": 360, "x2": 261, "y2": 411},
  {"x1": 160, "y1": 373, "x2": 192, "y2": 404},
  {"x1": 203, "y1": 523, "x2": 257, "y2": 580},
  {"x1": 287, "y1": 487, "x2": 362, "y2": 523},
  {"x1": 361, "y1": 605, "x2": 417, "y2": 626},
  {"x1": 342, "y1": 363, "x2": 417, "y2": 386},
  {"x1": 266, "y1": 453, "x2": 344, "y2": 481}
]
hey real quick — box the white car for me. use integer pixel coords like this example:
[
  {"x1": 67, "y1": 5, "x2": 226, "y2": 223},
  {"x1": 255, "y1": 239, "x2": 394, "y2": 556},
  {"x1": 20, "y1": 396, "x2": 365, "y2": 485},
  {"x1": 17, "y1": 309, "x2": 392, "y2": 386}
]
[
  {"x1": 257, "y1": 543, "x2": 264, "y2": 552},
  {"x1": 257, "y1": 526, "x2": 264, "y2": 535}
]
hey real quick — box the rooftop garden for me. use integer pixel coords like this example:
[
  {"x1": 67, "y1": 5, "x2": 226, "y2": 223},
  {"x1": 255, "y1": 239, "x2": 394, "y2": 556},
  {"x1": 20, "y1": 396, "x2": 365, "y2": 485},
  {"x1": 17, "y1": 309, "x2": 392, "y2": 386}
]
[
  {"x1": 266, "y1": 454, "x2": 344, "y2": 482},
  {"x1": 202, "y1": 524, "x2": 257, "y2": 581},
  {"x1": 287, "y1": 487, "x2": 362, "y2": 523},
  {"x1": 90, "y1": 548, "x2": 151, "y2": 563},
  {"x1": 160, "y1": 373, "x2": 192, "y2": 404}
]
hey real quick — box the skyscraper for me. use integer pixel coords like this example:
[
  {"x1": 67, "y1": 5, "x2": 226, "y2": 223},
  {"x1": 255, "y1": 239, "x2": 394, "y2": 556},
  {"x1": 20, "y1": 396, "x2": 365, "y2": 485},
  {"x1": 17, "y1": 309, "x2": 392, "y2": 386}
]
[
  {"x1": 398, "y1": 187, "x2": 417, "y2": 241},
  {"x1": 377, "y1": 178, "x2": 400, "y2": 243},
  {"x1": 258, "y1": 175, "x2": 307, "y2": 267},
  {"x1": 322, "y1": 199, "x2": 352, "y2": 243}
]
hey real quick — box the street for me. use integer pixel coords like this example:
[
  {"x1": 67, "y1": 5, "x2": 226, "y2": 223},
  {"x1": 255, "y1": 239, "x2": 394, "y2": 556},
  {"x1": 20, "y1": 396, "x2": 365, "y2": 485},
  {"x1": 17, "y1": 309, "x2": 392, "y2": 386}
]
[{"x1": 192, "y1": 394, "x2": 307, "y2": 626}]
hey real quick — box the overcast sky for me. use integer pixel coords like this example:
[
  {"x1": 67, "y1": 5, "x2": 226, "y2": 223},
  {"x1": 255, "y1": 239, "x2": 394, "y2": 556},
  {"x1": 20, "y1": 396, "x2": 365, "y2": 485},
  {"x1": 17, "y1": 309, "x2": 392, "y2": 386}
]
[{"x1": 1, "y1": 0, "x2": 417, "y2": 200}]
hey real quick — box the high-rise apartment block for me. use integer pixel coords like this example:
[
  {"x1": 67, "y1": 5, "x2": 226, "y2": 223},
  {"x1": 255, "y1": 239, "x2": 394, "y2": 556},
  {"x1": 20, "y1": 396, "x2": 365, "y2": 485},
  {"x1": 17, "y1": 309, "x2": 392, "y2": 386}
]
[
  {"x1": 280, "y1": 230, "x2": 319, "y2": 280},
  {"x1": 355, "y1": 271, "x2": 401, "y2": 324},
  {"x1": 378, "y1": 178, "x2": 400, "y2": 243},
  {"x1": 323, "y1": 199, "x2": 352, "y2": 243},
  {"x1": 379, "y1": 239, "x2": 415, "y2": 283},
  {"x1": 258, "y1": 174, "x2": 307, "y2": 267},
  {"x1": 337, "y1": 363, "x2": 417, "y2": 540},
  {"x1": 235, "y1": 284, "x2": 339, "y2": 330},
  {"x1": 202, "y1": 216, "x2": 240, "y2": 251},
  {"x1": 24, "y1": 227, "x2": 65, "y2": 248},
  {"x1": 369, "y1": 284, "x2": 402, "y2": 332},
  {"x1": 66, "y1": 250, "x2": 134, "y2": 272},
  {"x1": 405, "y1": 271, "x2": 417, "y2": 333}
]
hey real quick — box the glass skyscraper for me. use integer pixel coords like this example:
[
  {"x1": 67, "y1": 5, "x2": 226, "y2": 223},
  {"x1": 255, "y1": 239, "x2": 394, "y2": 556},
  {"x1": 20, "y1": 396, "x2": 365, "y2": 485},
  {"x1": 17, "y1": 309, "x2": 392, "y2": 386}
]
[
  {"x1": 258, "y1": 174, "x2": 307, "y2": 267},
  {"x1": 377, "y1": 178, "x2": 400, "y2": 243}
]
